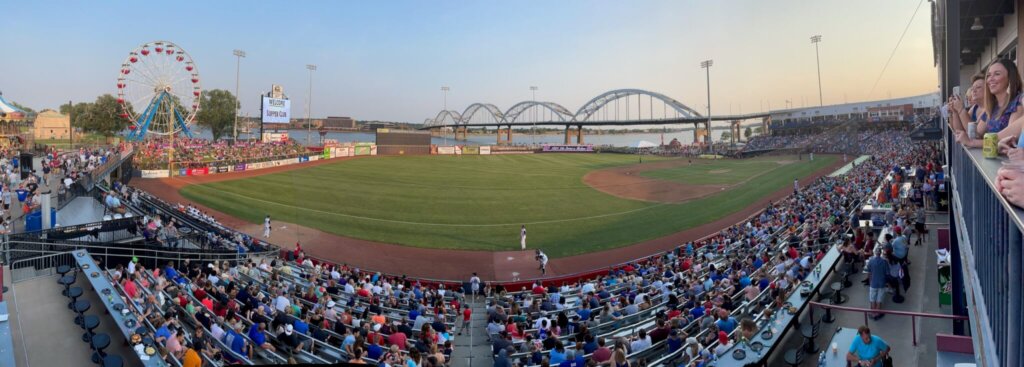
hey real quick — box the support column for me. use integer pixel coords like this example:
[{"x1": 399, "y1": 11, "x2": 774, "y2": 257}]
[
  {"x1": 497, "y1": 126, "x2": 507, "y2": 145},
  {"x1": 576, "y1": 125, "x2": 584, "y2": 144},
  {"x1": 506, "y1": 125, "x2": 513, "y2": 144},
  {"x1": 564, "y1": 125, "x2": 571, "y2": 144}
]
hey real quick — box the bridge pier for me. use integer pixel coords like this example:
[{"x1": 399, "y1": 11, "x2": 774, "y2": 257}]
[
  {"x1": 564, "y1": 125, "x2": 584, "y2": 145},
  {"x1": 455, "y1": 126, "x2": 467, "y2": 141},
  {"x1": 731, "y1": 120, "x2": 740, "y2": 145},
  {"x1": 497, "y1": 125, "x2": 513, "y2": 145}
]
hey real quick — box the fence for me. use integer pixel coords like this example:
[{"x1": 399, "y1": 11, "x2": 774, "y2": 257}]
[
  {"x1": 6, "y1": 244, "x2": 251, "y2": 283},
  {"x1": 949, "y1": 141, "x2": 1021, "y2": 367}
]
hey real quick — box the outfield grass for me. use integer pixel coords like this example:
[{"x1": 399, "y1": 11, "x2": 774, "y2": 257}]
[
  {"x1": 640, "y1": 156, "x2": 799, "y2": 185},
  {"x1": 180, "y1": 154, "x2": 836, "y2": 257}
]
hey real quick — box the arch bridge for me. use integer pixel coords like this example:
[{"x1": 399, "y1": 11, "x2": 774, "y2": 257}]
[{"x1": 421, "y1": 89, "x2": 770, "y2": 145}]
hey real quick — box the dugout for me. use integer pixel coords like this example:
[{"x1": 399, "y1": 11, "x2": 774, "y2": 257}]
[{"x1": 375, "y1": 129, "x2": 431, "y2": 155}]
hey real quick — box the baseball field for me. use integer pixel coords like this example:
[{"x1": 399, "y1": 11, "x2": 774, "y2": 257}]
[{"x1": 178, "y1": 153, "x2": 836, "y2": 258}]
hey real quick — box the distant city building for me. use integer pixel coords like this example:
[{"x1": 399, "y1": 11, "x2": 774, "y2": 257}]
[
  {"x1": 867, "y1": 104, "x2": 914, "y2": 122},
  {"x1": 324, "y1": 116, "x2": 356, "y2": 129},
  {"x1": 33, "y1": 110, "x2": 70, "y2": 140},
  {"x1": 769, "y1": 92, "x2": 939, "y2": 124}
]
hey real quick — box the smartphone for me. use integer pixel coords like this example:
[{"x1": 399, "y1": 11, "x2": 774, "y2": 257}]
[{"x1": 952, "y1": 86, "x2": 962, "y2": 100}]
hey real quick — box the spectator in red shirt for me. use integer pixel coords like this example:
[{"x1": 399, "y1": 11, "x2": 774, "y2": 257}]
[{"x1": 591, "y1": 337, "x2": 612, "y2": 363}]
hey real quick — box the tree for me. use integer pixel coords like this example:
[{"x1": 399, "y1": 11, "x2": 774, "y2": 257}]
[
  {"x1": 60, "y1": 102, "x2": 92, "y2": 126},
  {"x1": 79, "y1": 94, "x2": 124, "y2": 137},
  {"x1": 196, "y1": 89, "x2": 237, "y2": 141},
  {"x1": 744, "y1": 126, "x2": 753, "y2": 140},
  {"x1": 721, "y1": 131, "x2": 732, "y2": 140}
]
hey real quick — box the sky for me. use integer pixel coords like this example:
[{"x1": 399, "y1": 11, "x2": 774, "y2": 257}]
[{"x1": 0, "y1": 0, "x2": 938, "y2": 124}]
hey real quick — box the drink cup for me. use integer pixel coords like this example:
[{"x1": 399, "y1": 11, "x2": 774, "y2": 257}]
[
  {"x1": 832, "y1": 342, "x2": 838, "y2": 355},
  {"x1": 968, "y1": 122, "x2": 977, "y2": 139}
]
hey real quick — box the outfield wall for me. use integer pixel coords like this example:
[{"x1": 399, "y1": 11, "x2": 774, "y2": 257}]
[{"x1": 136, "y1": 148, "x2": 379, "y2": 178}]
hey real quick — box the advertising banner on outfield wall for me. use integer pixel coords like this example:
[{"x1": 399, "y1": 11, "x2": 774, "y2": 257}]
[
  {"x1": 480, "y1": 146, "x2": 491, "y2": 155},
  {"x1": 235, "y1": 163, "x2": 247, "y2": 172},
  {"x1": 179, "y1": 168, "x2": 188, "y2": 176},
  {"x1": 542, "y1": 144, "x2": 594, "y2": 153},
  {"x1": 462, "y1": 146, "x2": 480, "y2": 155},
  {"x1": 437, "y1": 146, "x2": 455, "y2": 155},
  {"x1": 354, "y1": 145, "x2": 372, "y2": 156},
  {"x1": 190, "y1": 167, "x2": 209, "y2": 176},
  {"x1": 309, "y1": 155, "x2": 319, "y2": 161},
  {"x1": 139, "y1": 170, "x2": 169, "y2": 178},
  {"x1": 216, "y1": 166, "x2": 229, "y2": 173},
  {"x1": 299, "y1": 156, "x2": 309, "y2": 163},
  {"x1": 370, "y1": 145, "x2": 377, "y2": 155}
]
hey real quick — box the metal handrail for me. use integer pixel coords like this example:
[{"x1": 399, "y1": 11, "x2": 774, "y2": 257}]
[
  {"x1": 4, "y1": 240, "x2": 275, "y2": 270},
  {"x1": 807, "y1": 301, "x2": 968, "y2": 346},
  {"x1": 9, "y1": 251, "x2": 76, "y2": 283}
]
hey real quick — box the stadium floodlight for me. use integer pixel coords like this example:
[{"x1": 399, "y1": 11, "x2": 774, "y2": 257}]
[
  {"x1": 306, "y1": 64, "x2": 316, "y2": 146},
  {"x1": 530, "y1": 86, "x2": 538, "y2": 145},
  {"x1": 701, "y1": 60, "x2": 713, "y2": 148},
  {"x1": 233, "y1": 49, "x2": 246, "y2": 142},
  {"x1": 811, "y1": 35, "x2": 823, "y2": 106},
  {"x1": 441, "y1": 86, "x2": 450, "y2": 145}
]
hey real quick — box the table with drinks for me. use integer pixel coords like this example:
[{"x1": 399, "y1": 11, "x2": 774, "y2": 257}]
[
  {"x1": 716, "y1": 246, "x2": 842, "y2": 366},
  {"x1": 822, "y1": 327, "x2": 858, "y2": 367},
  {"x1": 73, "y1": 250, "x2": 167, "y2": 367}
]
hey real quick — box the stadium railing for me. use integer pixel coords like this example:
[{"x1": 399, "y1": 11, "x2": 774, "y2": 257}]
[{"x1": 949, "y1": 141, "x2": 1022, "y2": 367}]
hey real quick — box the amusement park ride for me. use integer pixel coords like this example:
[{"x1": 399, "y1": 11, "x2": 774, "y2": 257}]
[{"x1": 116, "y1": 40, "x2": 200, "y2": 141}]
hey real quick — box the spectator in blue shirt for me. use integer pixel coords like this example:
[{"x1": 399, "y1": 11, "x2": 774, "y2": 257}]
[
  {"x1": 293, "y1": 317, "x2": 309, "y2": 335},
  {"x1": 715, "y1": 309, "x2": 738, "y2": 334},
  {"x1": 847, "y1": 326, "x2": 890, "y2": 367},
  {"x1": 690, "y1": 305, "x2": 705, "y2": 319},
  {"x1": 867, "y1": 250, "x2": 889, "y2": 320}
]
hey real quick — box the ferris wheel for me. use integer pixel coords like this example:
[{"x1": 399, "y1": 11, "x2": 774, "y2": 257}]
[{"x1": 117, "y1": 40, "x2": 200, "y2": 140}]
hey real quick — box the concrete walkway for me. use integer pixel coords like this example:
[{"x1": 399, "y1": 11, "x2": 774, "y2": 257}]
[
  {"x1": 770, "y1": 212, "x2": 954, "y2": 366},
  {"x1": 450, "y1": 296, "x2": 493, "y2": 367},
  {"x1": 9, "y1": 272, "x2": 137, "y2": 367}
]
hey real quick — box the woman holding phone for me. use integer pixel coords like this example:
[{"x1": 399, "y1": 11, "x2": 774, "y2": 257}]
[{"x1": 948, "y1": 74, "x2": 984, "y2": 134}]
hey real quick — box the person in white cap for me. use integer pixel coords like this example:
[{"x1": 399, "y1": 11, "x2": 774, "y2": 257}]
[
  {"x1": 277, "y1": 324, "x2": 305, "y2": 361},
  {"x1": 263, "y1": 215, "x2": 271, "y2": 238}
]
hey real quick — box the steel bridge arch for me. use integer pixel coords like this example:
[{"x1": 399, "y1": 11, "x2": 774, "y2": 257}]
[
  {"x1": 573, "y1": 89, "x2": 704, "y2": 122},
  {"x1": 459, "y1": 103, "x2": 505, "y2": 124},
  {"x1": 430, "y1": 110, "x2": 463, "y2": 127},
  {"x1": 503, "y1": 101, "x2": 574, "y2": 124}
]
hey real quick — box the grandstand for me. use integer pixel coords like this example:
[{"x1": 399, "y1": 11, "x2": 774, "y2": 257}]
[
  {"x1": 0, "y1": 1, "x2": 997, "y2": 366},
  {"x1": 0, "y1": 115, "x2": 965, "y2": 367}
]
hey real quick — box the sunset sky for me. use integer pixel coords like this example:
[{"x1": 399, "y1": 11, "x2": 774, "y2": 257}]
[{"x1": 0, "y1": 0, "x2": 937, "y2": 123}]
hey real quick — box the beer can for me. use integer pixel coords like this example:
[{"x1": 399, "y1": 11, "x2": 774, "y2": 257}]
[
  {"x1": 983, "y1": 133, "x2": 999, "y2": 158},
  {"x1": 968, "y1": 122, "x2": 977, "y2": 139}
]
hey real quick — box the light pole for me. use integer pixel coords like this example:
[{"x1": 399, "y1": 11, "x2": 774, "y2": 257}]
[
  {"x1": 700, "y1": 59, "x2": 713, "y2": 149},
  {"x1": 811, "y1": 35, "x2": 823, "y2": 106},
  {"x1": 232, "y1": 49, "x2": 246, "y2": 143},
  {"x1": 530, "y1": 86, "x2": 538, "y2": 145},
  {"x1": 305, "y1": 64, "x2": 316, "y2": 146},
  {"x1": 441, "y1": 86, "x2": 450, "y2": 146}
]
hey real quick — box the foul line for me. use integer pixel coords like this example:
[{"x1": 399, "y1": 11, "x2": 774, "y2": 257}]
[{"x1": 180, "y1": 180, "x2": 671, "y2": 227}]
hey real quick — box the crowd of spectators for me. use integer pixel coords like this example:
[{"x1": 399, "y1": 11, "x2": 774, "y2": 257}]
[
  {"x1": 134, "y1": 139, "x2": 307, "y2": 170},
  {"x1": 79, "y1": 122, "x2": 939, "y2": 367}
]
